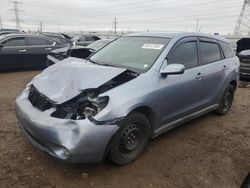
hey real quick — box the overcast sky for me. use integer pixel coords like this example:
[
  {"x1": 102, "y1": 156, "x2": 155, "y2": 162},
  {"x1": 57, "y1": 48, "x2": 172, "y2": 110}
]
[{"x1": 0, "y1": 0, "x2": 245, "y2": 34}]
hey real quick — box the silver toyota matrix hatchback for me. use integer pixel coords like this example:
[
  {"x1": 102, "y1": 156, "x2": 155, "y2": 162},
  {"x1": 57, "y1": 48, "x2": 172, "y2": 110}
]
[{"x1": 16, "y1": 32, "x2": 239, "y2": 165}]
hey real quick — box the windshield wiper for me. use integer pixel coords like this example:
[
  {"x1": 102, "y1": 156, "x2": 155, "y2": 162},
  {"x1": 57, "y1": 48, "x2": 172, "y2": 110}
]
[
  {"x1": 87, "y1": 58, "x2": 118, "y2": 68},
  {"x1": 100, "y1": 63, "x2": 118, "y2": 68},
  {"x1": 87, "y1": 58, "x2": 101, "y2": 65}
]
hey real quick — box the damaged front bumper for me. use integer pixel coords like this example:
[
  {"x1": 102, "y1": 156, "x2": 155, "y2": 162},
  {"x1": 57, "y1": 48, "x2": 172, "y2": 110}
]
[{"x1": 15, "y1": 89, "x2": 120, "y2": 163}]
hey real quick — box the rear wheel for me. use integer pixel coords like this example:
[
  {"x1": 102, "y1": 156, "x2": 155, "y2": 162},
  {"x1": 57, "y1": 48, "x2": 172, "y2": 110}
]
[
  {"x1": 215, "y1": 84, "x2": 235, "y2": 115},
  {"x1": 109, "y1": 112, "x2": 150, "y2": 165}
]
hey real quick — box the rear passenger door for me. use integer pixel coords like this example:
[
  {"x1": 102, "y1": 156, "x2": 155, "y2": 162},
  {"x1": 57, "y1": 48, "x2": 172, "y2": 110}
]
[
  {"x1": 198, "y1": 38, "x2": 229, "y2": 106},
  {"x1": 25, "y1": 36, "x2": 59, "y2": 69}
]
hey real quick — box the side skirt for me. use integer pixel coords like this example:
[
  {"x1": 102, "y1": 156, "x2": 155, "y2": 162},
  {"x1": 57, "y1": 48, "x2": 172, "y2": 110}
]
[{"x1": 152, "y1": 104, "x2": 219, "y2": 138}]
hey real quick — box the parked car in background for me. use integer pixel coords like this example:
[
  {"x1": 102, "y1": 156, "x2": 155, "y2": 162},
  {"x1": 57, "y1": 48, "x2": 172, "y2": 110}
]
[
  {"x1": 236, "y1": 38, "x2": 250, "y2": 80},
  {"x1": 75, "y1": 34, "x2": 101, "y2": 46},
  {"x1": 39, "y1": 32, "x2": 74, "y2": 46},
  {"x1": 0, "y1": 34, "x2": 69, "y2": 70},
  {"x1": 0, "y1": 29, "x2": 24, "y2": 36},
  {"x1": 16, "y1": 32, "x2": 239, "y2": 165},
  {"x1": 47, "y1": 39, "x2": 113, "y2": 66},
  {"x1": 237, "y1": 49, "x2": 250, "y2": 80}
]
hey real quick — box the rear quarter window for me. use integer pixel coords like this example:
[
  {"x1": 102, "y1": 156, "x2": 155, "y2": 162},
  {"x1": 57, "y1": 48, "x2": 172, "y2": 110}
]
[
  {"x1": 27, "y1": 37, "x2": 54, "y2": 46},
  {"x1": 220, "y1": 42, "x2": 235, "y2": 58},
  {"x1": 200, "y1": 42, "x2": 222, "y2": 65}
]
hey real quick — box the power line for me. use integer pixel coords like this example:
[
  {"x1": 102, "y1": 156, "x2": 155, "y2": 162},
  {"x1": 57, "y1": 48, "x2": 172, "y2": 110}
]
[
  {"x1": 234, "y1": 0, "x2": 250, "y2": 35},
  {"x1": 9, "y1": 0, "x2": 23, "y2": 30},
  {"x1": 0, "y1": 17, "x2": 2, "y2": 29},
  {"x1": 39, "y1": 22, "x2": 43, "y2": 32},
  {"x1": 26, "y1": 0, "x2": 239, "y2": 16},
  {"x1": 17, "y1": 5, "x2": 240, "y2": 27},
  {"x1": 31, "y1": 1, "x2": 240, "y2": 18},
  {"x1": 2, "y1": 0, "x2": 242, "y2": 33}
]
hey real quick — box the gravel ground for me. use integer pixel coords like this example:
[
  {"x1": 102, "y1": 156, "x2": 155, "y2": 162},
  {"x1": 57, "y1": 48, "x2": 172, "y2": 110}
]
[{"x1": 0, "y1": 70, "x2": 249, "y2": 188}]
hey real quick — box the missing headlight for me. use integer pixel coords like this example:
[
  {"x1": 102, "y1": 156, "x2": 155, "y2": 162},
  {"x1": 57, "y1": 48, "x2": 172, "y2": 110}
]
[{"x1": 51, "y1": 89, "x2": 109, "y2": 120}]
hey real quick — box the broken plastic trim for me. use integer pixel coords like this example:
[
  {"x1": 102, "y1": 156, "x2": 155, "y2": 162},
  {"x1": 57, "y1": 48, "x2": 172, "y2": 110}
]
[
  {"x1": 88, "y1": 116, "x2": 125, "y2": 126},
  {"x1": 28, "y1": 85, "x2": 56, "y2": 111}
]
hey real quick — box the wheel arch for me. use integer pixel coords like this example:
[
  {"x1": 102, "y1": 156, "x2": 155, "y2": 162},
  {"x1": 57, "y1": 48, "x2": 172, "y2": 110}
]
[
  {"x1": 230, "y1": 80, "x2": 237, "y2": 90},
  {"x1": 103, "y1": 105, "x2": 157, "y2": 160},
  {"x1": 127, "y1": 106, "x2": 157, "y2": 135}
]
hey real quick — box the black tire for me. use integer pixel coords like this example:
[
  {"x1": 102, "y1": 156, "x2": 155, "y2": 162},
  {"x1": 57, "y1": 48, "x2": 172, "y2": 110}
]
[
  {"x1": 109, "y1": 112, "x2": 150, "y2": 166},
  {"x1": 215, "y1": 84, "x2": 235, "y2": 115}
]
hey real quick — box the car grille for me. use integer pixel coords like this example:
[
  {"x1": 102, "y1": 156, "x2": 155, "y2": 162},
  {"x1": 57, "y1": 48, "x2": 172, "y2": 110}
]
[
  {"x1": 240, "y1": 68, "x2": 250, "y2": 74},
  {"x1": 28, "y1": 85, "x2": 53, "y2": 111}
]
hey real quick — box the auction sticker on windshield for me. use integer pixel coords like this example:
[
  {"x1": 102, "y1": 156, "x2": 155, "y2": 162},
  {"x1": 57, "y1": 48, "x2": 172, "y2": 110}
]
[{"x1": 142, "y1": 44, "x2": 164, "y2": 50}]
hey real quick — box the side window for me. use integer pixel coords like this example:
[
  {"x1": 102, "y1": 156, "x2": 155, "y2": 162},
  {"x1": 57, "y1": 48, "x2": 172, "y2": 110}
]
[
  {"x1": 26, "y1": 37, "x2": 54, "y2": 46},
  {"x1": 220, "y1": 42, "x2": 235, "y2": 58},
  {"x1": 2, "y1": 37, "x2": 25, "y2": 46},
  {"x1": 199, "y1": 42, "x2": 222, "y2": 65},
  {"x1": 168, "y1": 41, "x2": 198, "y2": 69}
]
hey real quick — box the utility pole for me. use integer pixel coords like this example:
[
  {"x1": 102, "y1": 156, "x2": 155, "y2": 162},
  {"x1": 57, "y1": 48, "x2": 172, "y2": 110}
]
[
  {"x1": 112, "y1": 17, "x2": 118, "y2": 34},
  {"x1": 195, "y1": 19, "x2": 199, "y2": 32},
  {"x1": 234, "y1": 0, "x2": 250, "y2": 36},
  {"x1": 0, "y1": 17, "x2": 2, "y2": 30},
  {"x1": 39, "y1": 22, "x2": 43, "y2": 32},
  {"x1": 9, "y1": 0, "x2": 23, "y2": 30}
]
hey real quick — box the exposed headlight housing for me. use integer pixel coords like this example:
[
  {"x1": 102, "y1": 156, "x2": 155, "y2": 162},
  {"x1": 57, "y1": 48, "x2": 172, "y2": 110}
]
[
  {"x1": 51, "y1": 89, "x2": 109, "y2": 120},
  {"x1": 75, "y1": 95, "x2": 109, "y2": 120}
]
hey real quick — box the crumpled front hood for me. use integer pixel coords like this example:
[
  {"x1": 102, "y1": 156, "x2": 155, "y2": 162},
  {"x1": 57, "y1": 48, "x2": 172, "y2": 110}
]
[{"x1": 31, "y1": 59, "x2": 126, "y2": 104}]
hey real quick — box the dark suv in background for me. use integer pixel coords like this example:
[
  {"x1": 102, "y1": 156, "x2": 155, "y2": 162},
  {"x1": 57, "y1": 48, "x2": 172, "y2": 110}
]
[{"x1": 236, "y1": 38, "x2": 250, "y2": 80}]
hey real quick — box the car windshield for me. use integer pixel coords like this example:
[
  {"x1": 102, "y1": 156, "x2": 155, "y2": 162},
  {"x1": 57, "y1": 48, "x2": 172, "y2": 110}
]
[{"x1": 89, "y1": 36, "x2": 171, "y2": 72}]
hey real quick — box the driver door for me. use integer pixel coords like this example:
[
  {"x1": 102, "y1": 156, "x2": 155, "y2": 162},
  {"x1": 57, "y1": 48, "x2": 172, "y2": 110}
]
[
  {"x1": 0, "y1": 37, "x2": 27, "y2": 70},
  {"x1": 158, "y1": 37, "x2": 203, "y2": 127}
]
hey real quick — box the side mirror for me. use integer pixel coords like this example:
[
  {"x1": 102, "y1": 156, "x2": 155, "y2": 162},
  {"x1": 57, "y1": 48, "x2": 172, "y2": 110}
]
[
  {"x1": 160, "y1": 63, "x2": 185, "y2": 77},
  {"x1": 0, "y1": 44, "x2": 3, "y2": 49}
]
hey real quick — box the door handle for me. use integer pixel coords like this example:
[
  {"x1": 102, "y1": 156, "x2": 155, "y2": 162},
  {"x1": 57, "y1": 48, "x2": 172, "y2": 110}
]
[
  {"x1": 45, "y1": 48, "x2": 52, "y2": 51},
  {"x1": 195, "y1": 73, "x2": 203, "y2": 79},
  {"x1": 222, "y1": 65, "x2": 229, "y2": 71},
  {"x1": 18, "y1": 49, "x2": 27, "y2": 52}
]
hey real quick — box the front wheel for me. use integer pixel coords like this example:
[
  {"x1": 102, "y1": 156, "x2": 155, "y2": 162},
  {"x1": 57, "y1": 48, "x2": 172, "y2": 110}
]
[
  {"x1": 215, "y1": 84, "x2": 235, "y2": 115},
  {"x1": 109, "y1": 112, "x2": 150, "y2": 166}
]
